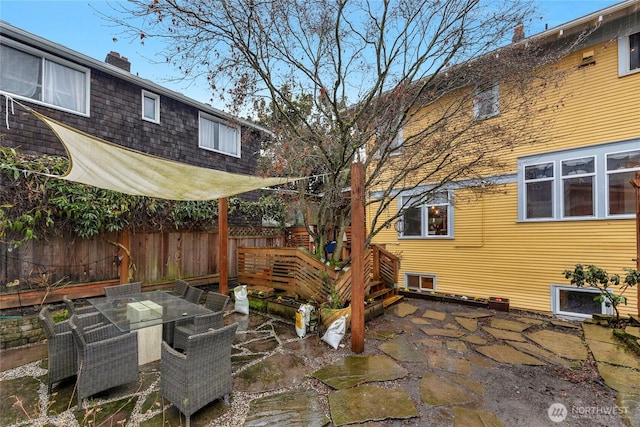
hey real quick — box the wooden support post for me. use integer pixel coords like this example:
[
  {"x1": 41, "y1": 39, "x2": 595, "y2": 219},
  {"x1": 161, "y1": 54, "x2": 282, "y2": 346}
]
[
  {"x1": 219, "y1": 197, "x2": 229, "y2": 295},
  {"x1": 631, "y1": 172, "x2": 640, "y2": 316},
  {"x1": 350, "y1": 162, "x2": 365, "y2": 353},
  {"x1": 119, "y1": 230, "x2": 131, "y2": 284}
]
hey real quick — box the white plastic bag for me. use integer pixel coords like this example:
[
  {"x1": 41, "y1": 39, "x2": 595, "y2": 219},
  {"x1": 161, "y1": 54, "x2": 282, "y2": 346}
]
[
  {"x1": 321, "y1": 314, "x2": 348, "y2": 349},
  {"x1": 234, "y1": 285, "x2": 249, "y2": 314},
  {"x1": 295, "y1": 304, "x2": 314, "y2": 338}
]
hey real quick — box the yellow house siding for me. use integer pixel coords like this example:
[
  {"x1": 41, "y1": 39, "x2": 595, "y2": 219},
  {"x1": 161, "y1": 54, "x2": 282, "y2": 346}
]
[
  {"x1": 372, "y1": 185, "x2": 638, "y2": 316},
  {"x1": 506, "y1": 39, "x2": 640, "y2": 162},
  {"x1": 369, "y1": 12, "x2": 639, "y2": 317}
]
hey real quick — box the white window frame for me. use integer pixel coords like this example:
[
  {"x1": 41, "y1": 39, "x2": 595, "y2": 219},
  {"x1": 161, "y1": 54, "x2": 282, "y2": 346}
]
[
  {"x1": 560, "y1": 155, "x2": 596, "y2": 219},
  {"x1": 0, "y1": 39, "x2": 90, "y2": 116},
  {"x1": 551, "y1": 285, "x2": 613, "y2": 320},
  {"x1": 618, "y1": 28, "x2": 640, "y2": 77},
  {"x1": 473, "y1": 83, "x2": 499, "y2": 120},
  {"x1": 606, "y1": 149, "x2": 640, "y2": 216},
  {"x1": 198, "y1": 112, "x2": 241, "y2": 157},
  {"x1": 404, "y1": 272, "x2": 436, "y2": 291},
  {"x1": 523, "y1": 161, "x2": 555, "y2": 219},
  {"x1": 517, "y1": 139, "x2": 639, "y2": 221},
  {"x1": 398, "y1": 191, "x2": 453, "y2": 239},
  {"x1": 375, "y1": 126, "x2": 403, "y2": 158},
  {"x1": 141, "y1": 90, "x2": 160, "y2": 124}
]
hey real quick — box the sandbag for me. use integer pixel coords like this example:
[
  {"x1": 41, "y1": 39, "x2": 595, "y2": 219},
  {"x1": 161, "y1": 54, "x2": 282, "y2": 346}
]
[
  {"x1": 321, "y1": 314, "x2": 348, "y2": 349},
  {"x1": 234, "y1": 285, "x2": 249, "y2": 314},
  {"x1": 295, "y1": 303, "x2": 314, "y2": 338}
]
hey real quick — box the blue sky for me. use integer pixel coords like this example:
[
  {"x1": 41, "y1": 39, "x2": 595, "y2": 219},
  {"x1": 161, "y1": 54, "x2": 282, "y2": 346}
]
[{"x1": 0, "y1": 0, "x2": 623, "y2": 106}]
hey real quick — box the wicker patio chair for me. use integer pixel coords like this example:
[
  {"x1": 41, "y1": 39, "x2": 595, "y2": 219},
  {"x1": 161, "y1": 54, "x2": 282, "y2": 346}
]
[
  {"x1": 63, "y1": 295, "x2": 107, "y2": 330},
  {"x1": 204, "y1": 291, "x2": 230, "y2": 312},
  {"x1": 183, "y1": 286, "x2": 204, "y2": 304},
  {"x1": 63, "y1": 295, "x2": 97, "y2": 316},
  {"x1": 68, "y1": 314, "x2": 139, "y2": 408},
  {"x1": 172, "y1": 311, "x2": 224, "y2": 351},
  {"x1": 39, "y1": 307, "x2": 106, "y2": 392},
  {"x1": 104, "y1": 281, "x2": 142, "y2": 298},
  {"x1": 161, "y1": 322, "x2": 238, "y2": 427},
  {"x1": 169, "y1": 279, "x2": 189, "y2": 298}
]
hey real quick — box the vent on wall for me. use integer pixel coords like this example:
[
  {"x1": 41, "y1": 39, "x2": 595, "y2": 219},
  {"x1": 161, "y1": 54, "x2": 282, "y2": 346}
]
[{"x1": 578, "y1": 50, "x2": 596, "y2": 68}]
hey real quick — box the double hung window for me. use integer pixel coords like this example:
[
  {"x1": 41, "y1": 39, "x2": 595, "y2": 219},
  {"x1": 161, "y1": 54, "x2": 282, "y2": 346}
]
[
  {"x1": 473, "y1": 83, "x2": 499, "y2": 120},
  {"x1": 142, "y1": 90, "x2": 160, "y2": 123},
  {"x1": 618, "y1": 30, "x2": 640, "y2": 76}
]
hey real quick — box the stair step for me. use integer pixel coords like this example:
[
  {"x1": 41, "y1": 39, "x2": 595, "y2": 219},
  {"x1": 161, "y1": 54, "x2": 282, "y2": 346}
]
[
  {"x1": 368, "y1": 287, "x2": 393, "y2": 300},
  {"x1": 383, "y1": 295, "x2": 404, "y2": 308}
]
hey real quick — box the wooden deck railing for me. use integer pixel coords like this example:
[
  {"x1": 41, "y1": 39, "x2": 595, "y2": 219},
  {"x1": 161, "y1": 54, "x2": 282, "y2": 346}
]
[
  {"x1": 374, "y1": 245, "x2": 399, "y2": 287},
  {"x1": 238, "y1": 244, "x2": 399, "y2": 305}
]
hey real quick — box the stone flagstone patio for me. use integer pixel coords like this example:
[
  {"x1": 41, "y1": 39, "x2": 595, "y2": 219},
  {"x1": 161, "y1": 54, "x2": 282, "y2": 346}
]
[{"x1": 1, "y1": 297, "x2": 639, "y2": 426}]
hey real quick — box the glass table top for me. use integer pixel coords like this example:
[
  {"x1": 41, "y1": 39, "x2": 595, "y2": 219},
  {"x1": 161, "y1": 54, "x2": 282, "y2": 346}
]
[{"x1": 89, "y1": 290, "x2": 212, "y2": 332}]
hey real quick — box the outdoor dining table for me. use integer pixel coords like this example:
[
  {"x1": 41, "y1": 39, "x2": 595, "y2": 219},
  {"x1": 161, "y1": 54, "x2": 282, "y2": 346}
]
[{"x1": 89, "y1": 290, "x2": 211, "y2": 365}]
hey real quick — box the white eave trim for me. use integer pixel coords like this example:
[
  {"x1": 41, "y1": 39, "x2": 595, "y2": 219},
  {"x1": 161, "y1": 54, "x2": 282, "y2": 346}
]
[{"x1": 531, "y1": 0, "x2": 638, "y2": 42}]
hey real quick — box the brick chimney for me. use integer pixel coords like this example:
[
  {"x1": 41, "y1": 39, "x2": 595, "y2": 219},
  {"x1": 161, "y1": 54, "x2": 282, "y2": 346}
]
[
  {"x1": 512, "y1": 23, "x2": 525, "y2": 43},
  {"x1": 105, "y1": 51, "x2": 131, "y2": 72}
]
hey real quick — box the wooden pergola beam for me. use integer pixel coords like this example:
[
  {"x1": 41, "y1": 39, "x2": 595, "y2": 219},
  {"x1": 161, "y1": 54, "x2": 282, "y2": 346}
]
[
  {"x1": 219, "y1": 197, "x2": 228, "y2": 295},
  {"x1": 350, "y1": 162, "x2": 365, "y2": 353}
]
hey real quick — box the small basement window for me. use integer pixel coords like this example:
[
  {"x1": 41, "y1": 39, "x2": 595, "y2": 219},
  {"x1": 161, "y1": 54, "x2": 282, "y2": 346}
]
[
  {"x1": 405, "y1": 273, "x2": 435, "y2": 291},
  {"x1": 551, "y1": 285, "x2": 612, "y2": 319}
]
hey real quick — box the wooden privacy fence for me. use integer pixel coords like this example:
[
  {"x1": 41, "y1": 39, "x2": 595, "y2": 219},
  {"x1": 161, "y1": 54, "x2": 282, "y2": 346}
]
[{"x1": 1, "y1": 226, "x2": 284, "y2": 292}]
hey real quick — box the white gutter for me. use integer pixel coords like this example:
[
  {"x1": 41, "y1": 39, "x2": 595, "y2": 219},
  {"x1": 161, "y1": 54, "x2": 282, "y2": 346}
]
[{"x1": 530, "y1": 0, "x2": 638, "y2": 41}]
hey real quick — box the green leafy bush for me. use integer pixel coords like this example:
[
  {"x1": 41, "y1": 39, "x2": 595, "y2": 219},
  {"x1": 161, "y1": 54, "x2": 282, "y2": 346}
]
[{"x1": 563, "y1": 264, "x2": 639, "y2": 321}]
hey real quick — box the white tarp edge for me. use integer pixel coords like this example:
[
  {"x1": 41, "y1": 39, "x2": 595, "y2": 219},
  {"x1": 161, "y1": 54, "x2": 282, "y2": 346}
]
[{"x1": 31, "y1": 110, "x2": 299, "y2": 201}]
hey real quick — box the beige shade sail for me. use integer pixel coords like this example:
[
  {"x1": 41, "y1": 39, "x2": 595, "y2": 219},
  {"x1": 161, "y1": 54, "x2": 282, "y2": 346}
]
[{"x1": 29, "y1": 110, "x2": 300, "y2": 201}]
